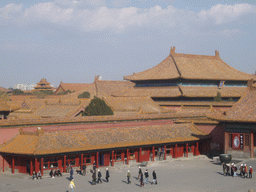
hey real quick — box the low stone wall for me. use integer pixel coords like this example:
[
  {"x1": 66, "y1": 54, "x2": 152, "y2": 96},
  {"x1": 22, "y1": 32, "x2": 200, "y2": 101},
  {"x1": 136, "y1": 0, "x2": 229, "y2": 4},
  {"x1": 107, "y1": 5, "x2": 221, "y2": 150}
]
[{"x1": 226, "y1": 150, "x2": 250, "y2": 159}]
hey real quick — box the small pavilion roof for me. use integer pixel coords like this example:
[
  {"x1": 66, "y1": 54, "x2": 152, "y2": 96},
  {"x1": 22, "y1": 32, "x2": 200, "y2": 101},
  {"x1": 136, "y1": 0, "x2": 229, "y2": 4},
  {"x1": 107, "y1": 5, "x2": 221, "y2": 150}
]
[
  {"x1": 34, "y1": 78, "x2": 54, "y2": 90},
  {"x1": 0, "y1": 123, "x2": 206, "y2": 155},
  {"x1": 208, "y1": 82, "x2": 256, "y2": 123},
  {"x1": 124, "y1": 47, "x2": 254, "y2": 81}
]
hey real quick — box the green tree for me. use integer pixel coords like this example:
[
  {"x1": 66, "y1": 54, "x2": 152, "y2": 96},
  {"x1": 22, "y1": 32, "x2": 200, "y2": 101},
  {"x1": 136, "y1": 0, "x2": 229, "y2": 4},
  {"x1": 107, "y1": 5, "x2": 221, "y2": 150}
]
[
  {"x1": 214, "y1": 91, "x2": 222, "y2": 102},
  {"x1": 33, "y1": 90, "x2": 54, "y2": 98},
  {"x1": 78, "y1": 91, "x2": 90, "y2": 98},
  {"x1": 12, "y1": 89, "x2": 25, "y2": 95},
  {"x1": 82, "y1": 97, "x2": 113, "y2": 116}
]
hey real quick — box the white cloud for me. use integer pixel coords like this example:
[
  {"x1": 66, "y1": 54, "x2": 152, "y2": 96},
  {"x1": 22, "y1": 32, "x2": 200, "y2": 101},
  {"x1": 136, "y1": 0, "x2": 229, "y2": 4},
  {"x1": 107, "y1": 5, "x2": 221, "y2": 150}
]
[
  {"x1": 1, "y1": 1, "x2": 256, "y2": 32},
  {"x1": 198, "y1": 4, "x2": 256, "y2": 24}
]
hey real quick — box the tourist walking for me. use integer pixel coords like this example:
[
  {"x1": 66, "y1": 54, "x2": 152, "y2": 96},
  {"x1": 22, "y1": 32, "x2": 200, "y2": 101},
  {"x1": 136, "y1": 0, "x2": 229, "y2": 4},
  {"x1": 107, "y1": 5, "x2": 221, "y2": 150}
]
[
  {"x1": 231, "y1": 163, "x2": 234, "y2": 176},
  {"x1": 152, "y1": 170, "x2": 157, "y2": 185},
  {"x1": 137, "y1": 167, "x2": 142, "y2": 180},
  {"x1": 69, "y1": 179, "x2": 76, "y2": 192},
  {"x1": 233, "y1": 164, "x2": 237, "y2": 177},
  {"x1": 93, "y1": 162, "x2": 96, "y2": 172},
  {"x1": 140, "y1": 173, "x2": 144, "y2": 187},
  {"x1": 106, "y1": 168, "x2": 110, "y2": 182},
  {"x1": 127, "y1": 170, "x2": 131, "y2": 184},
  {"x1": 98, "y1": 170, "x2": 102, "y2": 183},
  {"x1": 222, "y1": 163, "x2": 227, "y2": 176},
  {"x1": 144, "y1": 169, "x2": 149, "y2": 184},
  {"x1": 70, "y1": 167, "x2": 74, "y2": 180},
  {"x1": 82, "y1": 164, "x2": 86, "y2": 176},
  {"x1": 239, "y1": 164, "x2": 243, "y2": 176},
  {"x1": 249, "y1": 166, "x2": 253, "y2": 178},
  {"x1": 244, "y1": 164, "x2": 248, "y2": 178},
  {"x1": 92, "y1": 170, "x2": 96, "y2": 185}
]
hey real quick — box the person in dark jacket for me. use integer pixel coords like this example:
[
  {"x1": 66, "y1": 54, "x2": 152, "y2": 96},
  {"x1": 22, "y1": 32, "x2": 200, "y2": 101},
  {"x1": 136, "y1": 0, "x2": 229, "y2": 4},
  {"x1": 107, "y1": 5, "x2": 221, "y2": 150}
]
[
  {"x1": 152, "y1": 170, "x2": 157, "y2": 185},
  {"x1": 144, "y1": 169, "x2": 149, "y2": 184},
  {"x1": 98, "y1": 170, "x2": 102, "y2": 183},
  {"x1": 70, "y1": 167, "x2": 74, "y2": 180},
  {"x1": 106, "y1": 168, "x2": 110, "y2": 182},
  {"x1": 93, "y1": 162, "x2": 96, "y2": 172},
  {"x1": 137, "y1": 167, "x2": 142, "y2": 180},
  {"x1": 82, "y1": 164, "x2": 86, "y2": 176},
  {"x1": 140, "y1": 173, "x2": 144, "y2": 187},
  {"x1": 92, "y1": 170, "x2": 96, "y2": 185},
  {"x1": 49, "y1": 169, "x2": 54, "y2": 178}
]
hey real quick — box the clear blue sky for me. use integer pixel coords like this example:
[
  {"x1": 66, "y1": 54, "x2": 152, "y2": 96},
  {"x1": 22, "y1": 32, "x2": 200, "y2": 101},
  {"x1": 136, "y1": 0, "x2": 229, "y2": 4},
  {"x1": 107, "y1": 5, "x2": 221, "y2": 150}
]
[{"x1": 1, "y1": 0, "x2": 255, "y2": 88}]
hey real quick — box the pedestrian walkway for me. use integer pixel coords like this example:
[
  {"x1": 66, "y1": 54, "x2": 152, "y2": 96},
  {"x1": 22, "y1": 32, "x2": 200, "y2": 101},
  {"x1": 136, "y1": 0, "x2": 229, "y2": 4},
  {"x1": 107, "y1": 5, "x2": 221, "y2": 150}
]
[{"x1": 0, "y1": 156, "x2": 255, "y2": 192}]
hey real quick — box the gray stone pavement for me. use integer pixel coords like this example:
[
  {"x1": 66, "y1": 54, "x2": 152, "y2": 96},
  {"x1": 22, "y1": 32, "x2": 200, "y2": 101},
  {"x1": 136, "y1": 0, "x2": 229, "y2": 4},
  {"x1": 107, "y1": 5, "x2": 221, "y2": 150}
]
[{"x1": 0, "y1": 155, "x2": 256, "y2": 192}]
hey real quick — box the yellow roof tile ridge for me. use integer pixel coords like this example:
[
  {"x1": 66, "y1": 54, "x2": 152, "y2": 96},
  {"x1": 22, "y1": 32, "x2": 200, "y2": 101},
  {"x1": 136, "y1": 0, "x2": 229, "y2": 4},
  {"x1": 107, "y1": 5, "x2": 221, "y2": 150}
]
[{"x1": 169, "y1": 53, "x2": 182, "y2": 77}]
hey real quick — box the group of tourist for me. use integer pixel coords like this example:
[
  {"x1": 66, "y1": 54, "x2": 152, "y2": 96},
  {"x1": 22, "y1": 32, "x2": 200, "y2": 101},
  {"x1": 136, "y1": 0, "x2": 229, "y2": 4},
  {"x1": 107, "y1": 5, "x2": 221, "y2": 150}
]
[
  {"x1": 32, "y1": 170, "x2": 42, "y2": 180},
  {"x1": 49, "y1": 169, "x2": 62, "y2": 178},
  {"x1": 90, "y1": 163, "x2": 110, "y2": 185},
  {"x1": 133, "y1": 167, "x2": 157, "y2": 187},
  {"x1": 222, "y1": 163, "x2": 253, "y2": 178}
]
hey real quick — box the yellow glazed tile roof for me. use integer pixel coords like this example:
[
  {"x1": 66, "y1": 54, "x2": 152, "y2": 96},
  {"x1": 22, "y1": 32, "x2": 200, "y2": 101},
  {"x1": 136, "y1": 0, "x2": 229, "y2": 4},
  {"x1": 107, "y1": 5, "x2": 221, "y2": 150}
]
[
  {"x1": 0, "y1": 123, "x2": 206, "y2": 155},
  {"x1": 124, "y1": 47, "x2": 254, "y2": 81}
]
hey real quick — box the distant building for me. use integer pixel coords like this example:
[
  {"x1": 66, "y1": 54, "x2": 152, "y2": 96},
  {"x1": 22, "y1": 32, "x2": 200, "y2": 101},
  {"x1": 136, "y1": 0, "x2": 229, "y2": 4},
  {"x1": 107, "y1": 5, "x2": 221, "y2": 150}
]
[
  {"x1": 33, "y1": 79, "x2": 55, "y2": 91},
  {"x1": 14, "y1": 84, "x2": 36, "y2": 91},
  {"x1": 114, "y1": 47, "x2": 255, "y2": 110}
]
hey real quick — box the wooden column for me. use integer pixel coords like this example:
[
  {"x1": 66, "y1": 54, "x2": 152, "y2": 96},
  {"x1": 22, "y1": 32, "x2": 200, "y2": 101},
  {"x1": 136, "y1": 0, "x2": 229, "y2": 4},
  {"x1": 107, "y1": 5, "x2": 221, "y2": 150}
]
[
  {"x1": 35, "y1": 158, "x2": 38, "y2": 173},
  {"x1": 12, "y1": 156, "x2": 14, "y2": 174},
  {"x1": 174, "y1": 144, "x2": 177, "y2": 158},
  {"x1": 121, "y1": 151, "x2": 124, "y2": 164},
  {"x1": 111, "y1": 151, "x2": 114, "y2": 166},
  {"x1": 152, "y1": 146, "x2": 155, "y2": 161},
  {"x1": 2, "y1": 155, "x2": 4, "y2": 172},
  {"x1": 96, "y1": 152, "x2": 99, "y2": 168},
  {"x1": 164, "y1": 145, "x2": 166, "y2": 160},
  {"x1": 250, "y1": 130, "x2": 254, "y2": 158},
  {"x1": 126, "y1": 149, "x2": 129, "y2": 165},
  {"x1": 224, "y1": 132, "x2": 229, "y2": 154},
  {"x1": 58, "y1": 158, "x2": 62, "y2": 171},
  {"x1": 186, "y1": 143, "x2": 189, "y2": 158},
  {"x1": 30, "y1": 158, "x2": 33, "y2": 176},
  {"x1": 41, "y1": 158, "x2": 43, "y2": 176},
  {"x1": 196, "y1": 142, "x2": 199, "y2": 156},
  {"x1": 191, "y1": 145, "x2": 195, "y2": 156},
  {"x1": 139, "y1": 148, "x2": 142, "y2": 163},
  {"x1": 81, "y1": 154, "x2": 83, "y2": 168},
  {"x1": 64, "y1": 156, "x2": 66, "y2": 173}
]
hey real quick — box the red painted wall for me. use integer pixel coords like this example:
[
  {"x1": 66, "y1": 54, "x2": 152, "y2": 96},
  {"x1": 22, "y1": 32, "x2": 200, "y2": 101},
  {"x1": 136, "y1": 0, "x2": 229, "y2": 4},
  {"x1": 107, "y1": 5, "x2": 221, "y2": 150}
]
[{"x1": 197, "y1": 124, "x2": 225, "y2": 153}]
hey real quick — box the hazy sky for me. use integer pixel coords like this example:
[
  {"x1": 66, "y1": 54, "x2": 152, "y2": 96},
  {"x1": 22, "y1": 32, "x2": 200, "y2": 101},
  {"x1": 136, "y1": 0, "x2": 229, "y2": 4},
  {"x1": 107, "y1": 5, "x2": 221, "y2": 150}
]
[{"x1": 1, "y1": 0, "x2": 255, "y2": 88}]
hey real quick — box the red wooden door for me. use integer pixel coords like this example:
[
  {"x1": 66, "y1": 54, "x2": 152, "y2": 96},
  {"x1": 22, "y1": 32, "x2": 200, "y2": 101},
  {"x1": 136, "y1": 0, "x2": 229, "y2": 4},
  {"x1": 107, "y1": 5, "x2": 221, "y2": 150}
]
[{"x1": 104, "y1": 153, "x2": 110, "y2": 166}]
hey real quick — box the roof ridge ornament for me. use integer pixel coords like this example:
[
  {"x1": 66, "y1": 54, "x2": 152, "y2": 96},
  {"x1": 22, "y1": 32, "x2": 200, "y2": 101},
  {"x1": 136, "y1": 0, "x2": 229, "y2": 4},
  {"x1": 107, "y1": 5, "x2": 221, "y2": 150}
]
[
  {"x1": 215, "y1": 50, "x2": 220, "y2": 58},
  {"x1": 247, "y1": 78, "x2": 256, "y2": 90},
  {"x1": 170, "y1": 46, "x2": 176, "y2": 55}
]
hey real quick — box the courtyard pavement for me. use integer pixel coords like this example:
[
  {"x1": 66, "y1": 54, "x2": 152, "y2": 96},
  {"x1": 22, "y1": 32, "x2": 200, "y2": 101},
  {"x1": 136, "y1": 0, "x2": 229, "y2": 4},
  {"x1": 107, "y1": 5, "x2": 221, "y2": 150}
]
[{"x1": 0, "y1": 155, "x2": 256, "y2": 192}]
